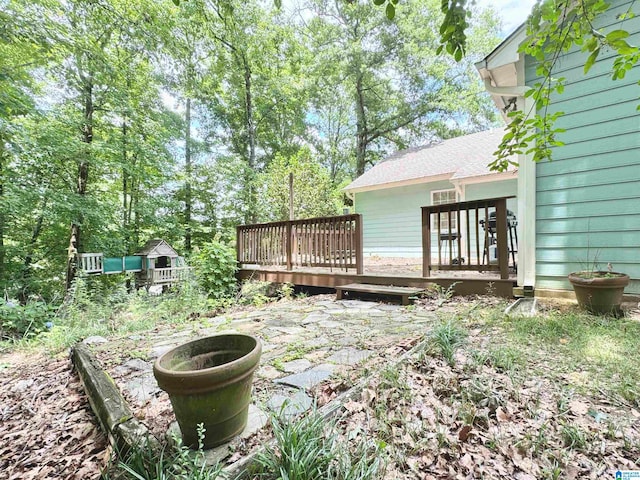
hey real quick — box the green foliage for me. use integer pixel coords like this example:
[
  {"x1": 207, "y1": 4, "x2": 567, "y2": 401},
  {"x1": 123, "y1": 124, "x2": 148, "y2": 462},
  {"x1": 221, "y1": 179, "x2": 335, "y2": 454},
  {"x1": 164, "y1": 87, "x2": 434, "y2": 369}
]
[
  {"x1": 0, "y1": 300, "x2": 56, "y2": 341},
  {"x1": 238, "y1": 280, "x2": 275, "y2": 306},
  {"x1": 191, "y1": 238, "x2": 238, "y2": 299},
  {"x1": 437, "y1": 0, "x2": 471, "y2": 61},
  {"x1": 257, "y1": 148, "x2": 342, "y2": 221},
  {"x1": 109, "y1": 425, "x2": 222, "y2": 480},
  {"x1": 489, "y1": 0, "x2": 640, "y2": 169},
  {"x1": 253, "y1": 410, "x2": 384, "y2": 479},
  {"x1": 426, "y1": 318, "x2": 468, "y2": 365}
]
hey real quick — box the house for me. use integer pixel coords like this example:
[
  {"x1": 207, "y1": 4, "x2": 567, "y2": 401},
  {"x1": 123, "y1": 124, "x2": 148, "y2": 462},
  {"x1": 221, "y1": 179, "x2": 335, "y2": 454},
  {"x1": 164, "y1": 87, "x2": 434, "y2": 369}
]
[
  {"x1": 476, "y1": 0, "x2": 640, "y2": 295},
  {"x1": 344, "y1": 129, "x2": 517, "y2": 259}
]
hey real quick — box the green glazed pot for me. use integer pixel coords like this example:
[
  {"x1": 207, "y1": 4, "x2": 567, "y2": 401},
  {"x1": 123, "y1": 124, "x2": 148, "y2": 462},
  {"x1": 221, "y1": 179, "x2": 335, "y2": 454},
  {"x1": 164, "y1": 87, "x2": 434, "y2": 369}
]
[
  {"x1": 153, "y1": 334, "x2": 262, "y2": 449},
  {"x1": 568, "y1": 271, "x2": 630, "y2": 316}
]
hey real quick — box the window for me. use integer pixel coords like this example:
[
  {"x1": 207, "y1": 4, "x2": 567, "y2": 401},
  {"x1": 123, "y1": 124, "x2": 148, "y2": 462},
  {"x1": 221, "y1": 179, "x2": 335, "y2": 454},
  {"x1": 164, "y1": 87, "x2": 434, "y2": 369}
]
[{"x1": 431, "y1": 189, "x2": 457, "y2": 231}]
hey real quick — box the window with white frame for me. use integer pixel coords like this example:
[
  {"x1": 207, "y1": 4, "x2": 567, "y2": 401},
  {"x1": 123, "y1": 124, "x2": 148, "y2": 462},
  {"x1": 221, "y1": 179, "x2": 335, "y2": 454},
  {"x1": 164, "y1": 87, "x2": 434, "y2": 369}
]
[{"x1": 431, "y1": 189, "x2": 457, "y2": 231}]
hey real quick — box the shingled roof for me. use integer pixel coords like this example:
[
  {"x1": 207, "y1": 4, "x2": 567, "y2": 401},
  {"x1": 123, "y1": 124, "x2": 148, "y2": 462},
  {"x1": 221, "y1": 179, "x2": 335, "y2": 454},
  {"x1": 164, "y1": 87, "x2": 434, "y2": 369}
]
[
  {"x1": 344, "y1": 129, "x2": 516, "y2": 192},
  {"x1": 135, "y1": 239, "x2": 179, "y2": 258}
]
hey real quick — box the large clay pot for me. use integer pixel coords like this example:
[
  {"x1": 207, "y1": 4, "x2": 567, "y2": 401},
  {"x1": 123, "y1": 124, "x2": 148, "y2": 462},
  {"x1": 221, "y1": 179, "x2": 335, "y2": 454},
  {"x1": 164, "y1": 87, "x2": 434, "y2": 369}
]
[
  {"x1": 568, "y1": 271, "x2": 630, "y2": 316},
  {"x1": 153, "y1": 334, "x2": 262, "y2": 448}
]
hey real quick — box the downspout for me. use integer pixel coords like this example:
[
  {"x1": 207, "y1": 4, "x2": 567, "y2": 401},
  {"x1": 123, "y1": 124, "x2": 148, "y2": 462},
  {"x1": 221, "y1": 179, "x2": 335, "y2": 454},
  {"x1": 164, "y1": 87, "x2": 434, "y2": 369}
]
[{"x1": 483, "y1": 77, "x2": 536, "y2": 291}]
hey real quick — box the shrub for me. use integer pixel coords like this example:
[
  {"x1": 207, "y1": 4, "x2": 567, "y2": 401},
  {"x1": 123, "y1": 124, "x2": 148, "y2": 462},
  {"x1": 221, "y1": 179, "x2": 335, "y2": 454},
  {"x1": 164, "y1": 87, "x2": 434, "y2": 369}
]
[
  {"x1": 0, "y1": 300, "x2": 56, "y2": 340},
  {"x1": 191, "y1": 238, "x2": 238, "y2": 299}
]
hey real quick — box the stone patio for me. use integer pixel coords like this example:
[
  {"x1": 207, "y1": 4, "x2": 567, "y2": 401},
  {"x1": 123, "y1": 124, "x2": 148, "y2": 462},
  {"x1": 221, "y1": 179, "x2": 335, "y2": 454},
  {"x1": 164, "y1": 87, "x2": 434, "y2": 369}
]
[{"x1": 89, "y1": 294, "x2": 439, "y2": 464}]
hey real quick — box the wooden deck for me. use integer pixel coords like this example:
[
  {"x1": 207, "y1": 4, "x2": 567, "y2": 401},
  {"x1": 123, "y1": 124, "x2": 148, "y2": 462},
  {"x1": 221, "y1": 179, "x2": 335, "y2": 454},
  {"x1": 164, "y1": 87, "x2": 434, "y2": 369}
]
[
  {"x1": 237, "y1": 203, "x2": 518, "y2": 298},
  {"x1": 238, "y1": 265, "x2": 516, "y2": 297},
  {"x1": 336, "y1": 283, "x2": 426, "y2": 305}
]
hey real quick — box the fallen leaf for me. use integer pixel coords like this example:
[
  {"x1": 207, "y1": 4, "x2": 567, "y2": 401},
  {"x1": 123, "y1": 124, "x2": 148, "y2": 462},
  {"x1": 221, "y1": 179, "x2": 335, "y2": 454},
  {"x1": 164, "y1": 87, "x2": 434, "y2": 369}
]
[
  {"x1": 458, "y1": 424, "x2": 472, "y2": 442},
  {"x1": 496, "y1": 406, "x2": 511, "y2": 423},
  {"x1": 459, "y1": 453, "x2": 474, "y2": 470},
  {"x1": 569, "y1": 399, "x2": 589, "y2": 416},
  {"x1": 343, "y1": 400, "x2": 364, "y2": 413}
]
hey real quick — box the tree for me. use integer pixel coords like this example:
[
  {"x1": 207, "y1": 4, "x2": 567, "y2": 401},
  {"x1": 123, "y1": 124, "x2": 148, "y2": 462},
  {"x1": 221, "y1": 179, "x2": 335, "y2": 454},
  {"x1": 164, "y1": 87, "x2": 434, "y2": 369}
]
[
  {"x1": 257, "y1": 148, "x2": 342, "y2": 221},
  {"x1": 304, "y1": 0, "x2": 501, "y2": 177},
  {"x1": 423, "y1": 0, "x2": 638, "y2": 170}
]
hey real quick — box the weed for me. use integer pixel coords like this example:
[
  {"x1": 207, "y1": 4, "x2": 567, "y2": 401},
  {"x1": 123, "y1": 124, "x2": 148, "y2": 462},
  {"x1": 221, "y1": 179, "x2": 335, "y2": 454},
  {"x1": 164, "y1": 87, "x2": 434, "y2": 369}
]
[
  {"x1": 463, "y1": 376, "x2": 503, "y2": 413},
  {"x1": 108, "y1": 424, "x2": 222, "y2": 480},
  {"x1": 426, "y1": 318, "x2": 467, "y2": 365},
  {"x1": 426, "y1": 282, "x2": 460, "y2": 307},
  {"x1": 542, "y1": 461, "x2": 563, "y2": 480},
  {"x1": 457, "y1": 401, "x2": 477, "y2": 426},
  {"x1": 129, "y1": 350, "x2": 147, "y2": 360},
  {"x1": 561, "y1": 423, "x2": 587, "y2": 451},
  {"x1": 435, "y1": 426, "x2": 450, "y2": 448},
  {"x1": 253, "y1": 410, "x2": 384, "y2": 480},
  {"x1": 519, "y1": 422, "x2": 549, "y2": 455},
  {"x1": 486, "y1": 346, "x2": 522, "y2": 372},
  {"x1": 278, "y1": 282, "x2": 294, "y2": 299}
]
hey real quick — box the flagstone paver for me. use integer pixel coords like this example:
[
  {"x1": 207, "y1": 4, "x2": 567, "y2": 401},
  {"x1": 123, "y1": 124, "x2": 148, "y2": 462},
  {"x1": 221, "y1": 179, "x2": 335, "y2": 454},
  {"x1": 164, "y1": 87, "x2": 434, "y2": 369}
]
[
  {"x1": 327, "y1": 347, "x2": 373, "y2": 365},
  {"x1": 94, "y1": 293, "x2": 438, "y2": 456},
  {"x1": 266, "y1": 389, "x2": 313, "y2": 417},
  {"x1": 275, "y1": 364, "x2": 337, "y2": 389}
]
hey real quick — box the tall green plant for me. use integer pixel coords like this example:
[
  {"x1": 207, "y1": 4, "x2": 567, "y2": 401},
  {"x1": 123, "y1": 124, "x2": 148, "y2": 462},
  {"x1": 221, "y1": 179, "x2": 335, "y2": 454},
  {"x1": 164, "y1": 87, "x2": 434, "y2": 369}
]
[{"x1": 191, "y1": 238, "x2": 238, "y2": 299}]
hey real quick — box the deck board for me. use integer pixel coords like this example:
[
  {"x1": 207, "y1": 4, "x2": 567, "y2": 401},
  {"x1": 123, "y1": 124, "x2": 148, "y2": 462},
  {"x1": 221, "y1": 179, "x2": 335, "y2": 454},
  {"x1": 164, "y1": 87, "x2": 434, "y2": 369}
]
[
  {"x1": 238, "y1": 267, "x2": 516, "y2": 298},
  {"x1": 336, "y1": 283, "x2": 425, "y2": 305}
]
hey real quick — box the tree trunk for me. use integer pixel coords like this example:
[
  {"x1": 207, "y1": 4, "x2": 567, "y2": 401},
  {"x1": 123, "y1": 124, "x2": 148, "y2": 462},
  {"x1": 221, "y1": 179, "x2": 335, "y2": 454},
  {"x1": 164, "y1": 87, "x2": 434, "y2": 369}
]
[
  {"x1": 354, "y1": 72, "x2": 368, "y2": 177},
  {"x1": 65, "y1": 81, "x2": 93, "y2": 291},
  {"x1": 243, "y1": 57, "x2": 258, "y2": 223},
  {"x1": 185, "y1": 97, "x2": 192, "y2": 253},
  {"x1": 122, "y1": 119, "x2": 130, "y2": 251},
  {"x1": 0, "y1": 136, "x2": 5, "y2": 283},
  {"x1": 19, "y1": 202, "x2": 46, "y2": 304}
]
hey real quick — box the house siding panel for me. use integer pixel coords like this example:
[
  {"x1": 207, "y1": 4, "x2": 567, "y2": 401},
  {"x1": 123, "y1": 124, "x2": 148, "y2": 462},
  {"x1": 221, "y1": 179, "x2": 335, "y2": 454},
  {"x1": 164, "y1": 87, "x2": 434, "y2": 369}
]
[
  {"x1": 355, "y1": 178, "x2": 519, "y2": 259},
  {"x1": 355, "y1": 181, "x2": 452, "y2": 257},
  {"x1": 526, "y1": 0, "x2": 640, "y2": 293}
]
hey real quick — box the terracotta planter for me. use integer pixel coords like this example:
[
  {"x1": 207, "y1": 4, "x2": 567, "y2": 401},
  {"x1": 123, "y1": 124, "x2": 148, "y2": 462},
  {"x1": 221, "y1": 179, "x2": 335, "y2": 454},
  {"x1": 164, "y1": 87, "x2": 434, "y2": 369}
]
[
  {"x1": 153, "y1": 334, "x2": 262, "y2": 448},
  {"x1": 568, "y1": 271, "x2": 630, "y2": 315}
]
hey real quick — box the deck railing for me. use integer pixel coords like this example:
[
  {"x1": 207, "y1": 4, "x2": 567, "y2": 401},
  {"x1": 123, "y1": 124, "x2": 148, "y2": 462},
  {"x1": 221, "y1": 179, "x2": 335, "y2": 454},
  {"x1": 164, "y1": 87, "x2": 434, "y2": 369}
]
[
  {"x1": 422, "y1": 197, "x2": 517, "y2": 279},
  {"x1": 237, "y1": 214, "x2": 363, "y2": 273},
  {"x1": 78, "y1": 253, "x2": 103, "y2": 274},
  {"x1": 152, "y1": 267, "x2": 192, "y2": 284}
]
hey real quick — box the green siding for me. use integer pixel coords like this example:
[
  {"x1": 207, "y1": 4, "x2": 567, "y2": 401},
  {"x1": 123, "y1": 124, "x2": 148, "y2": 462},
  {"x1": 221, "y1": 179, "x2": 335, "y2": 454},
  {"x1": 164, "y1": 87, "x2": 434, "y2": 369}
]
[
  {"x1": 355, "y1": 178, "x2": 518, "y2": 258},
  {"x1": 356, "y1": 182, "x2": 450, "y2": 257},
  {"x1": 465, "y1": 180, "x2": 517, "y2": 212},
  {"x1": 527, "y1": 0, "x2": 640, "y2": 293}
]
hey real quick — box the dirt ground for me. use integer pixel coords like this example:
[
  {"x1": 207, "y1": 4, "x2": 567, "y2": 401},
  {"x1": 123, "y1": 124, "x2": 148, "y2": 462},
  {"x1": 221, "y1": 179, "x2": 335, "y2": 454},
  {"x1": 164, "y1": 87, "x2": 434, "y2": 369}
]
[
  {"x1": 1, "y1": 294, "x2": 639, "y2": 479},
  {"x1": 0, "y1": 352, "x2": 107, "y2": 479}
]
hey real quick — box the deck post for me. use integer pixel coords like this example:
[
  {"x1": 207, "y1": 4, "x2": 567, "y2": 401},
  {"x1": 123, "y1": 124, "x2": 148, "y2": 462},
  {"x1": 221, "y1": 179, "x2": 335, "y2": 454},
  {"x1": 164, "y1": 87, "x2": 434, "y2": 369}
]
[
  {"x1": 355, "y1": 214, "x2": 364, "y2": 275},
  {"x1": 495, "y1": 198, "x2": 509, "y2": 280},
  {"x1": 286, "y1": 222, "x2": 293, "y2": 271},
  {"x1": 422, "y1": 207, "x2": 431, "y2": 277},
  {"x1": 236, "y1": 226, "x2": 241, "y2": 268}
]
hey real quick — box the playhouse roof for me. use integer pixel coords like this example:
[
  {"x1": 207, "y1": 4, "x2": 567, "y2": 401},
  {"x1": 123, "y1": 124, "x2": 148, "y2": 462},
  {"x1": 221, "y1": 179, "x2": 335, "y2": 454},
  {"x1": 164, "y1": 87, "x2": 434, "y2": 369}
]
[
  {"x1": 344, "y1": 129, "x2": 516, "y2": 193},
  {"x1": 135, "y1": 239, "x2": 179, "y2": 258}
]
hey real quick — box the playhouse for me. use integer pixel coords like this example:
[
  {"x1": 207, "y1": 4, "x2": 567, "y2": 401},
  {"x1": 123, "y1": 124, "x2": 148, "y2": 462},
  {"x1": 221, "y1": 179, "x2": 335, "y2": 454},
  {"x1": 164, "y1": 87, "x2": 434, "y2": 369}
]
[{"x1": 77, "y1": 239, "x2": 190, "y2": 288}]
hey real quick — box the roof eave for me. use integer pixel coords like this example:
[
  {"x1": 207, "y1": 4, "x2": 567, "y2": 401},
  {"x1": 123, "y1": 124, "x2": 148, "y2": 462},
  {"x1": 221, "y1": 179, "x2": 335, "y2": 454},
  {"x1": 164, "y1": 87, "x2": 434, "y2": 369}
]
[
  {"x1": 476, "y1": 23, "x2": 528, "y2": 116},
  {"x1": 344, "y1": 173, "x2": 453, "y2": 194}
]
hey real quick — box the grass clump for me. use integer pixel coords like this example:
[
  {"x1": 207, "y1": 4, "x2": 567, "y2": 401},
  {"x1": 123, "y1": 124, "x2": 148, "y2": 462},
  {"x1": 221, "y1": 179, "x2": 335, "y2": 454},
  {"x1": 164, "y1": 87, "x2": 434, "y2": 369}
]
[
  {"x1": 253, "y1": 410, "x2": 384, "y2": 480},
  {"x1": 106, "y1": 425, "x2": 222, "y2": 480},
  {"x1": 426, "y1": 318, "x2": 467, "y2": 365}
]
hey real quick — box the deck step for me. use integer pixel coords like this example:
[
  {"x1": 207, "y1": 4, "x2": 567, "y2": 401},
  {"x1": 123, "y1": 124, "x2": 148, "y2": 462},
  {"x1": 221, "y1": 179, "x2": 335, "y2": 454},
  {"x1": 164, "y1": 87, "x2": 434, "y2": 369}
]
[{"x1": 335, "y1": 283, "x2": 425, "y2": 305}]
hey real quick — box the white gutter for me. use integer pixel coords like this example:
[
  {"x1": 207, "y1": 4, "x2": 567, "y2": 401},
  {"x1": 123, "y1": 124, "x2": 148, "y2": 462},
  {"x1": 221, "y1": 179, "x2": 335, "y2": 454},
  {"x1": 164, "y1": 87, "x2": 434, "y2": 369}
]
[{"x1": 483, "y1": 78, "x2": 529, "y2": 97}]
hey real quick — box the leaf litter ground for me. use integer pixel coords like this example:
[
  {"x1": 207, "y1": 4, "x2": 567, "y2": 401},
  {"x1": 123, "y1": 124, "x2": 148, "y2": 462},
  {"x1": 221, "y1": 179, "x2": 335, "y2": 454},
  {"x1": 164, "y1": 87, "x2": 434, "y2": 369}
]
[{"x1": 2, "y1": 294, "x2": 640, "y2": 479}]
